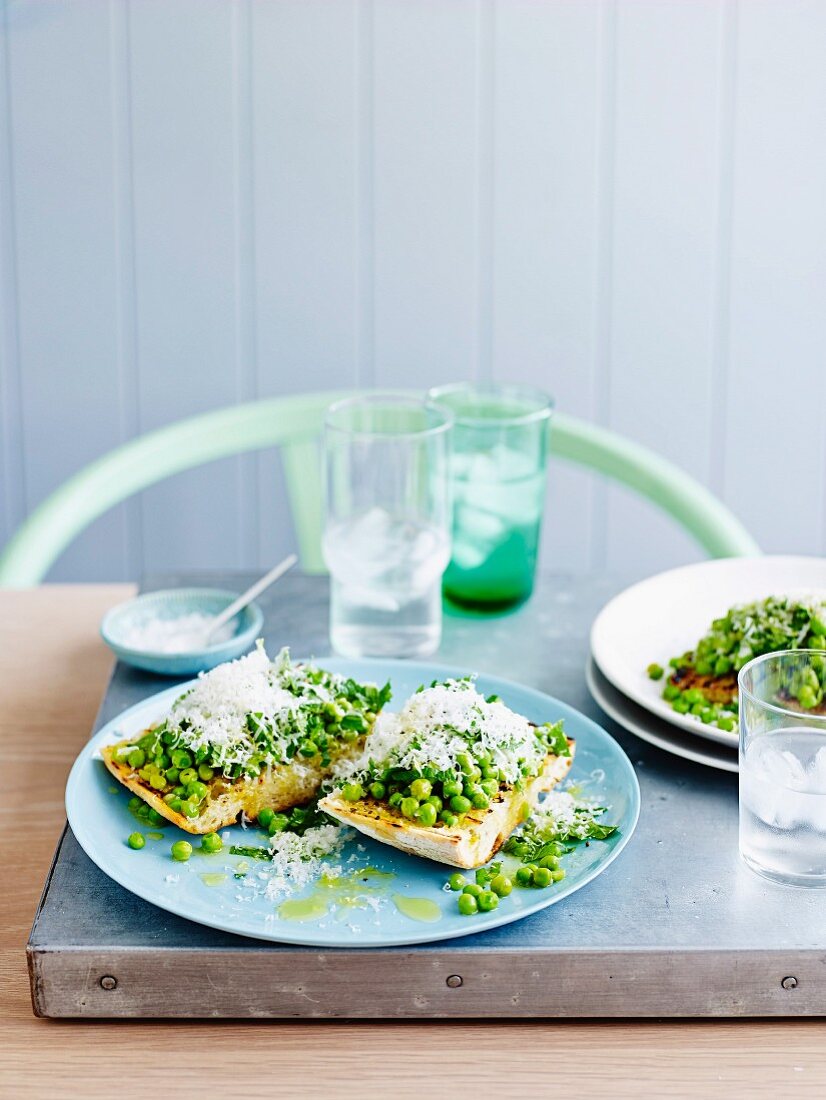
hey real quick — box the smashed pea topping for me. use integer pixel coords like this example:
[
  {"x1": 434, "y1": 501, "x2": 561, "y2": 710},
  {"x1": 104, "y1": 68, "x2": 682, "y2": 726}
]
[
  {"x1": 336, "y1": 679, "x2": 570, "y2": 830},
  {"x1": 110, "y1": 644, "x2": 391, "y2": 819},
  {"x1": 655, "y1": 596, "x2": 826, "y2": 727}
]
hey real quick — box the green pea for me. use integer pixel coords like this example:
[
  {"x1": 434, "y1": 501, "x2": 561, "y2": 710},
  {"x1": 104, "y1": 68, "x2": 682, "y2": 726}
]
[
  {"x1": 299, "y1": 740, "x2": 319, "y2": 758},
  {"x1": 180, "y1": 800, "x2": 199, "y2": 818},
  {"x1": 369, "y1": 781, "x2": 386, "y2": 800},
  {"x1": 164, "y1": 767, "x2": 180, "y2": 784},
  {"x1": 113, "y1": 745, "x2": 133, "y2": 765},
  {"x1": 388, "y1": 791, "x2": 404, "y2": 809},
  {"x1": 663, "y1": 683, "x2": 681, "y2": 701},
  {"x1": 717, "y1": 715, "x2": 735, "y2": 732},
  {"x1": 490, "y1": 874, "x2": 512, "y2": 897},
  {"x1": 148, "y1": 772, "x2": 167, "y2": 791},
  {"x1": 462, "y1": 883, "x2": 483, "y2": 898},
  {"x1": 695, "y1": 659, "x2": 713, "y2": 676},
  {"x1": 136, "y1": 803, "x2": 151, "y2": 819},
  {"x1": 258, "y1": 807, "x2": 275, "y2": 829},
  {"x1": 442, "y1": 778, "x2": 463, "y2": 799},
  {"x1": 415, "y1": 802, "x2": 438, "y2": 827},
  {"x1": 458, "y1": 893, "x2": 478, "y2": 916},
  {"x1": 515, "y1": 866, "x2": 534, "y2": 886},
  {"x1": 456, "y1": 753, "x2": 475, "y2": 774},
  {"x1": 799, "y1": 685, "x2": 818, "y2": 709},
  {"x1": 201, "y1": 832, "x2": 223, "y2": 854},
  {"x1": 410, "y1": 777, "x2": 432, "y2": 800},
  {"x1": 147, "y1": 808, "x2": 166, "y2": 826},
  {"x1": 673, "y1": 699, "x2": 691, "y2": 714},
  {"x1": 168, "y1": 798, "x2": 183, "y2": 813},
  {"x1": 128, "y1": 796, "x2": 142, "y2": 810},
  {"x1": 684, "y1": 688, "x2": 705, "y2": 705},
  {"x1": 550, "y1": 868, "x2": 566, "y2": 882},
  {"x1": 477, "y1": 890, "x2": 498, "y2": 912},
  {"x1": 400, "y1": 797, "x2": 419, "y2": 819},
  {"x1": 538, "y1": 854, "x2": 559, "y2": 870},
  {"x1": 127, "y1": 748, "x2": 145, "y2": 769},
  {"x1": 439, "y1": 811, "x2": 459, "y2": 828},
  {"x1": 171, "y1": 840, "x2": 193, "y2": 862},
  {"x1": 342, "y1": 782, "x2": 363, "y2": 802},
  {"x1": 534, "y1": 867, "x2": 552, "y2": 888},
  {"x1": 323, "y1": 701, "x2": 343, "y2": 721},
  {"x1": 448, "y1": 873, "x2": 466, "y2": 891},
  {"x1": 647, "y1": 663, "x2": 664, "y2": 681},
  {"x1": 127, "y1": 832, "x2": 145, "y2": 850},
  {"x1": 171, "y1": 750, "x2": 192, "y2": 769},
  {"x1": 197, "y1": 764, "x2": 214, "y2": 781},
  {"x1": 267, "y1": 814, "x2": 289, "y2": 835},
  {"x1": 340, "y1": 728, "x2": 359, "y2": 743},
  {"x1": 449, "y1": 794, "x2": 472, "y2": 814},
  {"x1": 425, "y1": 794, "x2": 443, "y2": 813},
  {"x1": 186, "y1": 781, "x2": 208, "y2": 802},
  {"x1": 179, "y1": 768, "x2": 198, "y2": 785},
  {"x1": 470, "y1": 791, "x2": 490, "y2": 810},
  {"x1": 480, "y1": 779, "x2": 499, "y2": 798}
]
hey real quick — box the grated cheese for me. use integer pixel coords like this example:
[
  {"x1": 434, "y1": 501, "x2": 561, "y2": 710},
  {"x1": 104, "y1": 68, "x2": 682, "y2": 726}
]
[
  {"x1": 336, "y1": 679, "x2": 546, "y2": 785},
  {"x1": 263, "y1": 824, "x2": 352, "y2": 901},
  {"x1": 155, "y1": 642, "x2": 357, "y2": 771}
]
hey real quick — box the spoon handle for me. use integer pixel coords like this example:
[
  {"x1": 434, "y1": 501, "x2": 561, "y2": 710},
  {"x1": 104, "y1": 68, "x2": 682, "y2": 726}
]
[{"x1": 205, "y1": 553, "x2": 298, "y2": 642}]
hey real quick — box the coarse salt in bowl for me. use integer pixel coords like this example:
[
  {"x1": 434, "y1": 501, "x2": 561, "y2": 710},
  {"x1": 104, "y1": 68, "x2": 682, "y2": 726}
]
[{"x1": 100, "y1": 588, "x2": 264, "y2": 677}]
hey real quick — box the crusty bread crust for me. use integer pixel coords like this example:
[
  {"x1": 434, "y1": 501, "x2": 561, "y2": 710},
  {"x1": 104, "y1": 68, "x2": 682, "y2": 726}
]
[
  {"x1": 319, "y1": 738, "x2": 575, "y2": 869},
  {"x1": 102, "y1": 737, "x2": 363, "y2": 835}
]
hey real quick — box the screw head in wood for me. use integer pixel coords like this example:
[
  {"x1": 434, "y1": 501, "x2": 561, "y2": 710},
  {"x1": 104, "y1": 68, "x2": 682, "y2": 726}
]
[
  {"x1": 100, "y1": 975, "x2": 118, "y2": 991},
  {"x1": 781, "y1": 976, "x2": 798, "y2": 990},
  {"x1": 446, "y1": 974, "x2": 463, "y2": 988}
]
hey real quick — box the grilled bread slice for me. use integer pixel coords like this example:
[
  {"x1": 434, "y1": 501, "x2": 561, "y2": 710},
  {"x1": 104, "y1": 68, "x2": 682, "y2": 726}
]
[
  {"x1": 103, "y1": 737, "x2": 364, "y2": 835},
  {"x1": 320, "y1": 737, "x2": 574, "y2": 869}
]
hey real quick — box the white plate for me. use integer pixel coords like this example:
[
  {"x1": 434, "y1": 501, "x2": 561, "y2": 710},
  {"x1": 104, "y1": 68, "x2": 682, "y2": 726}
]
[
  {"x1": 586, "y1": 657, "x2": 738, "y2": 773},
  {"x1": 590, "y1": 555, "x2": 826, "y2": 745}
]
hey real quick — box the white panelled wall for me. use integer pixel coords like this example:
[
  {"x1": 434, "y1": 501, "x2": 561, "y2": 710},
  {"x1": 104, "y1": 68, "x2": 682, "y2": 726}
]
[{"x1": 1, "y1": 0, "x2": 825, "y2": 581}]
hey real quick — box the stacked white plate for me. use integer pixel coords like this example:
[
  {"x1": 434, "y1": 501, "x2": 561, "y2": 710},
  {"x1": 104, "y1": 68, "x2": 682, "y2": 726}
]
[{"x1": 587, "y1": 556, "x2": 826, "y2": 773}]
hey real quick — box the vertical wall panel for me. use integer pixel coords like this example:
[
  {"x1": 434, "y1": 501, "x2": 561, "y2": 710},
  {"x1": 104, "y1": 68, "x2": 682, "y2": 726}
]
[
  {"x1": 724, "y1": 0, "x2": 826, "y2": 555},
  {"x1": 4, "y1": 0, "x2": 129, "y2": 580},
  {"x1": 0, "y1": 4, "x2": 24, "y2": 549},
  {"x1": 602, "y1": 0, "x2": 725, "y2": 578},
  {"x1": 3, "y1": 0, "x2": 826, "y2": 583},
  {"x1": 129, "y1": 0, "x2": 245, "y2": 575},
  {"x1": 491, "y1": 0, "x2": 602, "y2": 571},
  {"x1": 372, "y1": 0, "x2": 480, "y2": 389},
  {"x1": 251, "y1": 0, "x2": 360, "y2": 566}
]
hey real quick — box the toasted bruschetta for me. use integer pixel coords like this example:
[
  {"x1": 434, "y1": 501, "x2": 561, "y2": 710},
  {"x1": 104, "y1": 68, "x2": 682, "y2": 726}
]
[
  {"x1": 103, "y1": 643, "x2": 389, "y2": 835},
  {"x1": 319, "y1": 677, "x2": 575, "y2": 869}
]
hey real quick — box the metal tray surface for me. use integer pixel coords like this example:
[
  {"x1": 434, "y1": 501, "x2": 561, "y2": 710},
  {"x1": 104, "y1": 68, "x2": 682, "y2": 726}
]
[{"x1": 28, "y1": 572, "x2": 826, "y2": 1018}]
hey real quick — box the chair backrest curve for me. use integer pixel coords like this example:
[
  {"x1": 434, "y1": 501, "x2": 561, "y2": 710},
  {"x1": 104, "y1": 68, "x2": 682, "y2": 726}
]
[{"x1": 0, "y1": 392, "x2": 759, "y2": 587}]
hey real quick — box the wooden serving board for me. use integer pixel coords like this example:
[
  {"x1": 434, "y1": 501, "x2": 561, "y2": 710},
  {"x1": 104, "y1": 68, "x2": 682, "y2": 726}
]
[{"x1": 27, "y1": 572, "x2": 826, "y2": 1018}]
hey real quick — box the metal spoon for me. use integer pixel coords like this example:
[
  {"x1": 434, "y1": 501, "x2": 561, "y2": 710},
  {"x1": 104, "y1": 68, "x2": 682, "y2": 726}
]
[{"x1": 203, "y1": 553, "x2": 298, "y2": 645}]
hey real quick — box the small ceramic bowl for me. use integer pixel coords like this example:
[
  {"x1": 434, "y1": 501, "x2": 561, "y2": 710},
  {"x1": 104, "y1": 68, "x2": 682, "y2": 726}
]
[{"x1": 100, "y1": 588, "x2": 264, "y2": 676}]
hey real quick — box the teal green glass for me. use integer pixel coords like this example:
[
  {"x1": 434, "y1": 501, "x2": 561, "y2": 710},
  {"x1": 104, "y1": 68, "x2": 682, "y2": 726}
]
[{"x1": 428, "y1": 383, "x2": 553, "y2": 611}]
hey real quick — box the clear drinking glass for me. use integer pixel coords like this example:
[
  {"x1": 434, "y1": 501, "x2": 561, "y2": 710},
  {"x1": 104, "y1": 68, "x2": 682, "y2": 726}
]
[
  {"x1": 322, "y1": 394, "x2": 452, "y2": 658},
  {"x1": 428, "y1": 383, "x2": 553, "y2": 611},
  {"x1": 739, "y1": 650, "x2": 826, "y2": 887}
]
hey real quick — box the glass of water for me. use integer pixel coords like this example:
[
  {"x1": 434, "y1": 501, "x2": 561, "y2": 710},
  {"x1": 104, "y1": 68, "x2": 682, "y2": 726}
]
[
  {"x1": 322, "y1": 394, "x2": 452, "y2": 658},
  {"x1": 739, "y1": 649, "x2": 826, "y2": 887},
  {"x1": 428, "y1": 383, "x2": 553, "y2": 611}
]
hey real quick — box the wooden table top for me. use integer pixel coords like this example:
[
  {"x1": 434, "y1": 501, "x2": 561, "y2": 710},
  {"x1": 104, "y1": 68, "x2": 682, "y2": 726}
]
[{"x1": 3, "y1": 584, "x2": 826, "y2": 1099}]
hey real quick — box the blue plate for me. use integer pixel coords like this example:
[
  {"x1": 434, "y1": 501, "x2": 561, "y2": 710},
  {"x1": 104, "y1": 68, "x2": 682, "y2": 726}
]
[
  {"x1": 100, "y1": 587, "x2": 264, "y2": 676},
  {"x1": 66, "y1": 659, "x2": 640, "y2": 948}
]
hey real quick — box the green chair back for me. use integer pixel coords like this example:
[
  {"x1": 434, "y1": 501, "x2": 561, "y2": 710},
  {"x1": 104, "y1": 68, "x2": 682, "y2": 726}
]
[{"x1": 0, "y1": 391, "x2": 759, "y2": 587}]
